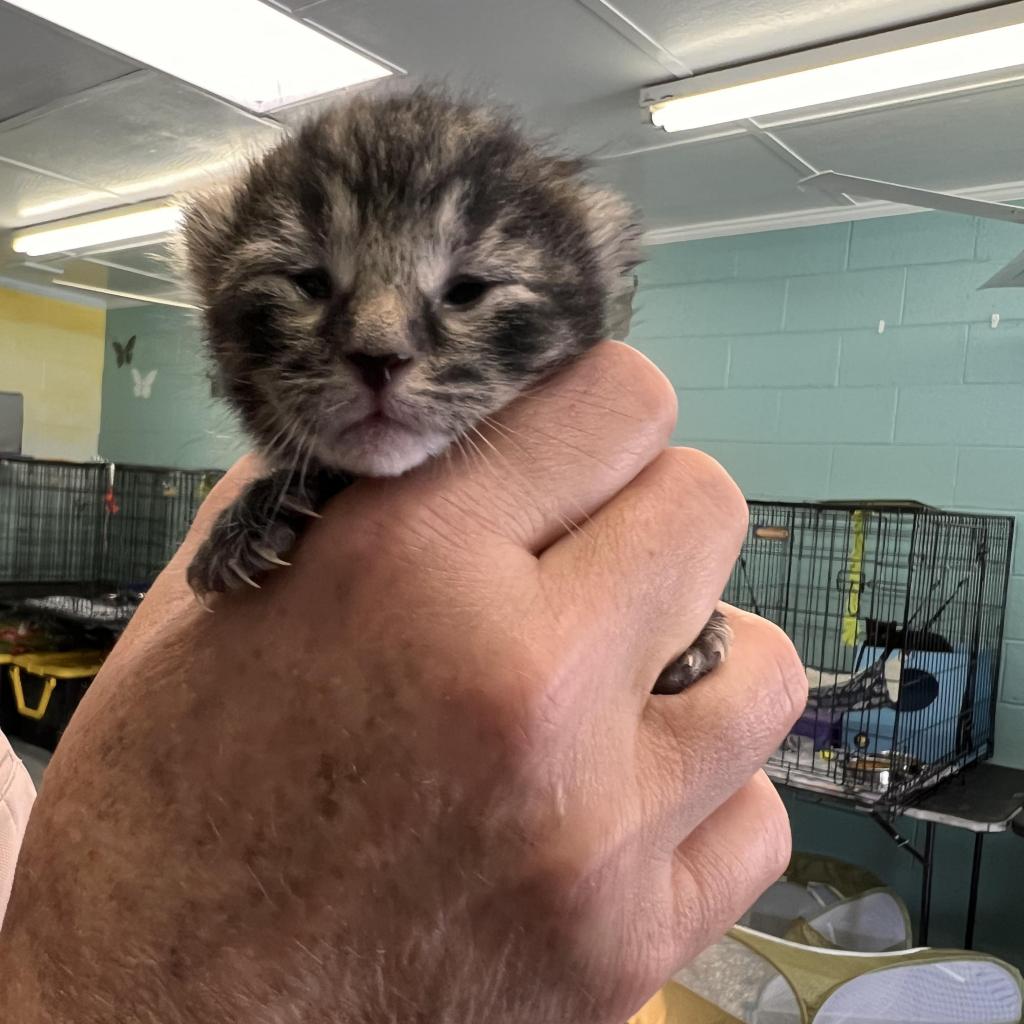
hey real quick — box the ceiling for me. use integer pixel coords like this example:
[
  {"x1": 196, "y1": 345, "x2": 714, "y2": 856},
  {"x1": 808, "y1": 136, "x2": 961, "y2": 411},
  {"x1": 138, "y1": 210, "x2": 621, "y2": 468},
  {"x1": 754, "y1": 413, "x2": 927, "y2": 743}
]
[{"x1": 2, "y1": 0, "x2": 1024, "y2": 307}]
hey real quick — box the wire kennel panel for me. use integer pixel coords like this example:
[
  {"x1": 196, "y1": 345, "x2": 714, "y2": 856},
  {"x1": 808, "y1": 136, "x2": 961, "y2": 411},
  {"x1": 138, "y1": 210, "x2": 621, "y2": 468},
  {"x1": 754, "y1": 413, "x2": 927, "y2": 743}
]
[
  {"x1": 103, "y1": 466, "x2": 222, "y2": 592},
  {"x1": 723, "y1": 501, "x2": 1013, "y2": 809},
  {"x1": 1, "y1": 458, "x2": 223, "y2": 598},
  {"x1": 0, "y1": 458, "x2": 107, "y2": 590}
]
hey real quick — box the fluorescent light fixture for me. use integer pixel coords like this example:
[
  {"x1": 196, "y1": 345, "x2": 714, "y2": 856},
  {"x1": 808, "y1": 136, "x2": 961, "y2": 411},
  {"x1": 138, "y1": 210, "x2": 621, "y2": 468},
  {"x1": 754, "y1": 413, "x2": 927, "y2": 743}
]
[
  {"x1": 647, "y1": 13, "x2": 1024, "y2": 132},
  {"x1": 52, "y1": 279, "x2": 197, "y2": 310},
  {"x1": 12, "y1": 204, "x2": 183, "y2": 257},
  {"x1": 6, "y1": 0, "x2": 391, "y2": 113}
]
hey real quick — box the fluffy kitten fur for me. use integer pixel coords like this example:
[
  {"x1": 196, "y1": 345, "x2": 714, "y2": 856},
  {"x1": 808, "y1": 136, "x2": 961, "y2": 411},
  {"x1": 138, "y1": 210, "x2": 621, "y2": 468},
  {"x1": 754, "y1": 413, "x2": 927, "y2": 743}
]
[{"x1": 182, "y1": 88, "x2": 728, "y2": 692}]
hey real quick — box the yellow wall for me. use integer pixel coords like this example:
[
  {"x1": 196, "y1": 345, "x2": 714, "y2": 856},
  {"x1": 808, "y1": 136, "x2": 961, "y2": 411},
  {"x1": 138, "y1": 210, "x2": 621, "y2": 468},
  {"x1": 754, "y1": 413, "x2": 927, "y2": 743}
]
[{"x1": 0, "y1": 286, "x2": 106, "y2": 460}]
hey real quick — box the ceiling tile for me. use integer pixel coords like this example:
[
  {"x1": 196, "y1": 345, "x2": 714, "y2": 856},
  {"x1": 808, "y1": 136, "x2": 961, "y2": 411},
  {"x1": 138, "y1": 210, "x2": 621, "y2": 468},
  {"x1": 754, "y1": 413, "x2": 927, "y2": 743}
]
[
  {"x1": 613, "y1": 0, "x2": 985, "y2": 73},
  {"x1": 594, "y1": 134, "x2": 819, "y2": 231},
  {"x1": 0, "y1": 72, "x2": 281, "y2": 202},
  {"x1": 0, "y1": 158, "x2": 119, "y2": 229},
  {"x1": 304, "y1": 0, "x2": 664, "y2": 145},
  {"x1": 775, "y1": 83, "x2": 1024, "y2": 192},
  {"x1": 0, "y1": 5, "x2": 139, "y2": 123}
]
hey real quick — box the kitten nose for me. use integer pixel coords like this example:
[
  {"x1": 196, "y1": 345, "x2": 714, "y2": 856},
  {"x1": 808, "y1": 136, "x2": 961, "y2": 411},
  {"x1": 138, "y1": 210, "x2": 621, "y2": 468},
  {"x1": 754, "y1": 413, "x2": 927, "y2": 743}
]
[{"x1": 346, "y1": 351, "x2": 412, "y2": 392}]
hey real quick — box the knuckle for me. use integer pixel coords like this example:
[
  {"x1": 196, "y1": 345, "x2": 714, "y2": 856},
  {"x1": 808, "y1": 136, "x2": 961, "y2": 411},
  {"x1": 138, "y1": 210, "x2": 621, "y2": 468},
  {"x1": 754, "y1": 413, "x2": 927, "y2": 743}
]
[
  {"x1": 687, "y1": 449, "x2": 748, "y2": 541},
  {"x1": 750, "y1": 773, "x2": 792, "y2": 882},
  {"x1": 676, "y1": 848, "x2": 736, "y2": 947},
  {"x1": 604, "y1": 341, "x2": 679, "y2": 439},
  {"x1": 748, "y1": 616, "x2": 808, "y2": 731},
  {"x1": 661, "y1": 449, "x2": 748, "y2": 545}
]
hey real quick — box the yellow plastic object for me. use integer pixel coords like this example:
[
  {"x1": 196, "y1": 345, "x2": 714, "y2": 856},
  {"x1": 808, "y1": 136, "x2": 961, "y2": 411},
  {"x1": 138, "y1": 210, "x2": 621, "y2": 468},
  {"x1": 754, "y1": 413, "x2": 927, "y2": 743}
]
[
  {"x1": 841, "y1": 510, "x2": 865, "y2": 647},
  {"x1": 10, "y1": 652, "x2": 106, "y2": 678},
  {"x1": 630, "y1": 981, "x2": 744, "y2": 1024},
  {"x1": 8, "y1": 668, "x2": 56, "y2": 720},
  {"x1": 7, "y1": 651, "x2": 105, "y2": 721}
]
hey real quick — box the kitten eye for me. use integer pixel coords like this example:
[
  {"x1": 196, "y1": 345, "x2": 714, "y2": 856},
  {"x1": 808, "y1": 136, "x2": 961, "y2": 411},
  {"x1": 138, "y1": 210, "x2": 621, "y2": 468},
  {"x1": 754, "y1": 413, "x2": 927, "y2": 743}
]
[
  {"x1": 442, "y1": 277, "x2": 493, "y2": 308},
  {"x1": 291, "y1": 268, "x2": 332, "y2": 301}
]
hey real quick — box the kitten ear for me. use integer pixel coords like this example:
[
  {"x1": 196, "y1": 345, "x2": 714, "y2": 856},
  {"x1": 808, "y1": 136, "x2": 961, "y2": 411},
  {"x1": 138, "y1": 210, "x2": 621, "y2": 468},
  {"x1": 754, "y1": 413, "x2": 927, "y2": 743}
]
[
  {"x1": 578, "y1": 184, "x2": 644, "y2": 290},
  {"x1": 173, "y1": 183, "x2": 239, "y2": 305}
]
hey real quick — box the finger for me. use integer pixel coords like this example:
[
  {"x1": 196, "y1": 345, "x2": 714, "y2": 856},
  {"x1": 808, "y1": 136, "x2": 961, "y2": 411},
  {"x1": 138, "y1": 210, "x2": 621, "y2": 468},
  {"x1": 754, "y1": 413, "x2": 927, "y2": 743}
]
[
  {"x1": 540, "y1": 447, "x2": 748, "y2": 686},
  {"x1": 336, "y1": 341, "x2": 678, "y2": 558},
  {"x1": 638, "y1": 609, "x2": 806, "y2": 836},
  {"x1": 670, "y1": 772, "x2": 791, "y2": 964}
]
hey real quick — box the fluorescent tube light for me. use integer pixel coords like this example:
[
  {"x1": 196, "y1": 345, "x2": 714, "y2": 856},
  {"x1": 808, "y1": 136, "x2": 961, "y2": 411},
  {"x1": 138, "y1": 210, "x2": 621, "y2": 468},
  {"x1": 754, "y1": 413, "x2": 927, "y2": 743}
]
[
  {"x1": 649, "y1": 19, "x2": 1024, "y2": 132},
  {"x1": 6, "y1": 0, "x2": 390, "y2": 113},
  {"x1": 12, "y1": 205, "x2": 183, "y2": 257}
]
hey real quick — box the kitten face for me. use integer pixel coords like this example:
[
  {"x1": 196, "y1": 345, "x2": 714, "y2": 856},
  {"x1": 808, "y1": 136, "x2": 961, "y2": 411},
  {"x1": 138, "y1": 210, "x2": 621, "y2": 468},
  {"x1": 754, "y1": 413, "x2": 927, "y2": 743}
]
[{"x1": 183, "y1": 90, "x2": 641, "y2": 477}]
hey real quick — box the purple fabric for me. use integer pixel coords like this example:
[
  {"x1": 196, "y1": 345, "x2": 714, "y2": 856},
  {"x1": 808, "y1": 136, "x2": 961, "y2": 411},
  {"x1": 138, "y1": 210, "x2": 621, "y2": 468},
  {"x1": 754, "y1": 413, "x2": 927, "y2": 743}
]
[{"x1": 791, "y1": 707, "x2": 844, "y2": 749}]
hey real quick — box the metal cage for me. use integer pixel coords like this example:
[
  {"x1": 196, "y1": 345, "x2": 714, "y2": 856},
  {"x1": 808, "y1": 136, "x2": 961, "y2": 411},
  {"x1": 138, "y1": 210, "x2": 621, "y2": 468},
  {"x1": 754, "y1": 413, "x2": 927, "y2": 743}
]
[
  {"x1": 0, "y1": 458, "x2": 107, "y2": 592},
  {"x1": 724, "y1": 500, "x2": 1014, "y2": 809},
  {"x1": 104, "y1": 465, "x2": 221, "y2": 593},
  {"x1": 0, "y1": 457, "x2": 222, "y2": 598}
]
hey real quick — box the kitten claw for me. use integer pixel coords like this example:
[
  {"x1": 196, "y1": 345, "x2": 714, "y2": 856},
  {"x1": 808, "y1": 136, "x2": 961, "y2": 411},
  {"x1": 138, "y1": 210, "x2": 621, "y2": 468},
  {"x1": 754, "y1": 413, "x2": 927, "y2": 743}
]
[
  {"x1": 281, "y1": 496, "x2": 321, "y2": 518},
  {"x1": 229, "y1": 560, "x2": 262, "y2": 589},
  {"x1": 253, "y1": 545, "x2": 291, "y2": 567},
  {"x1": 191, "y1": 587, "x2": 216, "y2": 613}
]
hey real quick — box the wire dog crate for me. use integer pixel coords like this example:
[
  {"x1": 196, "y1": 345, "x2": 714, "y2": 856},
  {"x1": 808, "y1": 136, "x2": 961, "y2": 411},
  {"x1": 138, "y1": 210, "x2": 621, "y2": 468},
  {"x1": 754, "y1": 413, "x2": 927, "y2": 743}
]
[
  {"x1": 724, "y1": 501, "x2": 1013, "y2": 810},
  {"x1": 105, "y1": 465, "x2": 221, "y2": 593},
  {"x1": 0, "y1": 457, "x2": 222, "y2": 598},
  {"x1": 0, "y1": 458, "x2": 107, "y2": 591}
]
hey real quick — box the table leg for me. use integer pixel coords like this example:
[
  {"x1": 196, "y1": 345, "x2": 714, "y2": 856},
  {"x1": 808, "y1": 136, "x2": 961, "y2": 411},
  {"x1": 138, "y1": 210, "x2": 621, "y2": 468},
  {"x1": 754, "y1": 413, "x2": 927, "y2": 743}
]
[
  {"x1": 964, "y1": 832, "x2": 985, "y2": 950},
  {"x1": 919, "y1": 821, "x2": 936, "y2": 946}
]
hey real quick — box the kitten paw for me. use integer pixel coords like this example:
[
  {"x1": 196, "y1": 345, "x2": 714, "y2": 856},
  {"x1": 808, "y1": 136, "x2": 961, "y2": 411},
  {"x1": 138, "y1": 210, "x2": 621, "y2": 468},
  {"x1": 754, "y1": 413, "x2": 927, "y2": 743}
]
[
  {"x1": 652, "y1": 610, "x2": 731, "y2": 695},
  {"x1": 185, "y1": 468, "x2": 345, "y2": 605},
  {"x1": 187, "y1": 509, "x2": 296, "y2": 601}
]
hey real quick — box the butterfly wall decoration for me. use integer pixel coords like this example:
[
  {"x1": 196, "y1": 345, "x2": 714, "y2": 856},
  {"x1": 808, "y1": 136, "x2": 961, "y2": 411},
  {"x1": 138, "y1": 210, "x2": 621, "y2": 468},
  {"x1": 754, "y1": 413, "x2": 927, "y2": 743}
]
[
  {"x1": 131, "y1": 369, "x2": 158, "y2": 399},
  {"x1": 112, "y1": 335, "x2": 136, "y2": 368}
]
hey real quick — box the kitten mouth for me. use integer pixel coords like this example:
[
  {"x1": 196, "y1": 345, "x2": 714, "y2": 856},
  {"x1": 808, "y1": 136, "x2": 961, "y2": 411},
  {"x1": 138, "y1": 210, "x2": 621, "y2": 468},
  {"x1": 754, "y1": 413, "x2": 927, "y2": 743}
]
[
  {"x1": 346, "y1": 410, "x2": 390, "y2": 429},
  {"x1": 320, "y1": 408, "x2": 450, "y2": 477}
]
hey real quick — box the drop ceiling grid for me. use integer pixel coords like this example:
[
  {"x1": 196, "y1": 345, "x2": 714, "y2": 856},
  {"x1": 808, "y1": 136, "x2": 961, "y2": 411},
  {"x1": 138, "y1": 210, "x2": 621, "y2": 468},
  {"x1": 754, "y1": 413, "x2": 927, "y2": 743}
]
[{"x1": 1, "y1": 0, "x2": 1024, "y2": 248}]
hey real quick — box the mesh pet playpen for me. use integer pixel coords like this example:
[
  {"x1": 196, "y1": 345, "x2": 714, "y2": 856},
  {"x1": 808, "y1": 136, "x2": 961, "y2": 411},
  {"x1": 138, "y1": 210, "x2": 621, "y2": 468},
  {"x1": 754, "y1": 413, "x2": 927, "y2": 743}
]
[
  {"x1": 629, "y1": 852, "x2": 1024, "y2": 1024},
  {"x1": 723, "y1": 501, "x2": 1013, "y2": 809},
  {"x1": 661, "y1": 925, "x2": 1023, "y2": 1024}
]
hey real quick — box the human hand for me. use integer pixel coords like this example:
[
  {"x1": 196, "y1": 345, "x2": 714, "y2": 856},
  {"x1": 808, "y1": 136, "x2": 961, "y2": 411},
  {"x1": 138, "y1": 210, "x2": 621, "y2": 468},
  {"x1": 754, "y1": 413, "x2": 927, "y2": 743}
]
[{"x1": 0, "y1": 341, "x2": 805, "y2": 1024}]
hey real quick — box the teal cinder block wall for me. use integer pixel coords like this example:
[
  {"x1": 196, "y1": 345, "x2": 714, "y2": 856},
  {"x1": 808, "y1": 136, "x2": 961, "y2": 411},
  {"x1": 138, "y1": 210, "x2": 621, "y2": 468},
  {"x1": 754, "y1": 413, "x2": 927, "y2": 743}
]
[
  {"x1": 632, "y1": 210, "x2": 1024, "y2": 967},
  {"x1": 99, "y1": 305, "x2": 246, "y2": 469}
]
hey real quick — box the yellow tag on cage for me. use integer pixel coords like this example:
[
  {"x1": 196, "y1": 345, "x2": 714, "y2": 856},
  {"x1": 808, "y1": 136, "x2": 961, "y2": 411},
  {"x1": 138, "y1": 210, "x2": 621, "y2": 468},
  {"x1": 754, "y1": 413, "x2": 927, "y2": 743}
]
[{"x1": 841, "y1": 510, "x2": 865, "y2": 647}]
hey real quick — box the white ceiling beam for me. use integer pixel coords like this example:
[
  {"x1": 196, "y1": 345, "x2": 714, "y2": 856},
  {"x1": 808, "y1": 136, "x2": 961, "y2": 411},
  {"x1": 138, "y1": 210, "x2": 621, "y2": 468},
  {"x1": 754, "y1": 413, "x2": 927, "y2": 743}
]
[
  {"x1": 573, "y1": 0, "x2": 692, "y2": 78},
  {"x1": 744, "y1": 119, "x2": 857, "y2": 207},
  {"x1": 801, "y1": 171, "x2": 1024, "y2": 223},
  {"x1": 643, "y1": 177, "x2": 1024, "y2": 246}
]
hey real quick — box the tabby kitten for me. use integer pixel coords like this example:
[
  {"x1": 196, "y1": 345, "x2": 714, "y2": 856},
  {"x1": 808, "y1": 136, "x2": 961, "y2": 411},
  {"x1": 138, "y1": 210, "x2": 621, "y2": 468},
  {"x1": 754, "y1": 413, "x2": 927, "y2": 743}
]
[{"x1": 181, "y1": 88, "x2": 728, "y2": 693}]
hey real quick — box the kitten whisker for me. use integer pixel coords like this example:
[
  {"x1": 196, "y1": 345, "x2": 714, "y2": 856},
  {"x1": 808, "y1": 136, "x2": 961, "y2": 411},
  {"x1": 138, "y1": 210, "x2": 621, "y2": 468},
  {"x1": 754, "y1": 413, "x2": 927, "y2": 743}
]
[
  {"x1": 479, "y1": 416, "x2": 595, "y2": 541},
  {"x1": 468, "y1": 423, "x2": 589, "y2": 544}
]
